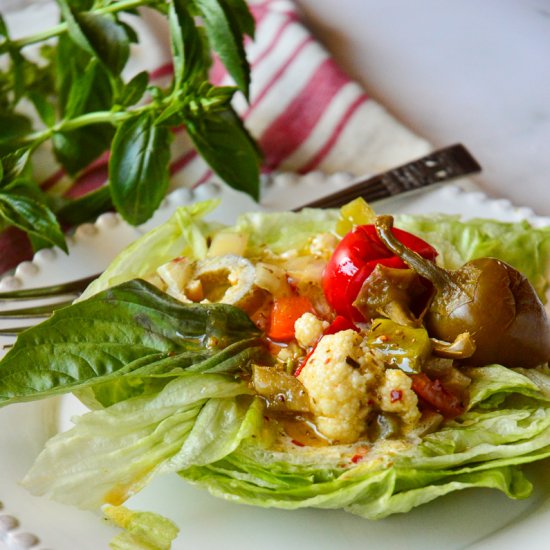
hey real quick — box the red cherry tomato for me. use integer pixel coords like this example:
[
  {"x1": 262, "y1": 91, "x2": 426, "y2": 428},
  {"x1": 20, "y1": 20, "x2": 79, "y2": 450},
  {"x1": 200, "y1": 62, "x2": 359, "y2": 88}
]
[{"x1": 323, "y1": 225, "x2": 437, "y2": 321}]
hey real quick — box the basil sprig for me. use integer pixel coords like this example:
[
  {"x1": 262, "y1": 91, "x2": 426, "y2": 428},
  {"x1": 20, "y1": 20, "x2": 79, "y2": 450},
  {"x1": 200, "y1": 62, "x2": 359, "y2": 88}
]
[
  {"x1": 0, "y1": 279, "x2": 264, "y2": 407},
  {"x1": 0, "y1": 0, "x2": 261, "y2": 251}
]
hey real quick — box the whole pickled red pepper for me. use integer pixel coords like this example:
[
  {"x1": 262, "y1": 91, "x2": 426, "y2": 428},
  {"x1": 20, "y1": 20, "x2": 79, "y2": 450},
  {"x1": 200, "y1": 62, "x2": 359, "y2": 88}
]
[{"x1": 374, "y1": 215, "x2": 550, "y2": 368}]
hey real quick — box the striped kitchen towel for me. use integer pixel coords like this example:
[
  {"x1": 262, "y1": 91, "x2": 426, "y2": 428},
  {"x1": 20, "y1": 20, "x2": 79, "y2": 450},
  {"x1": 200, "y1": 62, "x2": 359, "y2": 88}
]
[{"x1": 0, "y1": 0, "x2": 429, "y2": 273}]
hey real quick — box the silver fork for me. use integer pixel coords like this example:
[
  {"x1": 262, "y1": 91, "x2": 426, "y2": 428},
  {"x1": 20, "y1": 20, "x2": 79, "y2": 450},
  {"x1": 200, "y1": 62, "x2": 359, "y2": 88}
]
[{"x1": 0, "y1": 143, "x2": 480, "y2": 339}]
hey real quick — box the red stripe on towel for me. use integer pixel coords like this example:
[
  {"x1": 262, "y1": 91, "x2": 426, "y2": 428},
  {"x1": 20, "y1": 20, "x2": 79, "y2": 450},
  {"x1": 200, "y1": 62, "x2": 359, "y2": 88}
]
[
  {"x1": 298, "y1": 93, "x2": 369, "y2": 173},
  {"x1": 243, "y1": 35, "x2": 313, "y2": 119},
  {"x1": 258, "y1": 58, "x2": 349, "y2": 169}
]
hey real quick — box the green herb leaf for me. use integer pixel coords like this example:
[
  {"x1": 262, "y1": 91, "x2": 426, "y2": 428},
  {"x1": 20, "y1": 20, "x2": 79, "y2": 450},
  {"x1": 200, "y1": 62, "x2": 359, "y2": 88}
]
[
  {"x1": 119, "y1": 20, "x2": 139, "y2": 44},
  {"x1": 192, "y1": 0, "x2": 251, "y2": 97},
  {"x1": 0, "y1": 192, "x2": 67, "y2": 252},
  {"x1": 28, "y1": 91, "x2": 56, "y2": 127},
  {"x1": 0, "y1": 279, "x2": 261, "y2": 406},
  {"x1": 223, "y1": 0, "x2": 256, "y2": 38},
  {"x1": 68, "y1": 0, "x2": 94, "y2": 10},
  {"x1": 0, "y1": 148, "x2": 31, "y2": 187},
  {"x1": 52, "y1": 126, "x2": 114, "y2": 176},
  {"x1": 109, "y1": 112, "x2": 172, "y2": 225},
  {"x1": 169, "y1": 0, "x2": 208, "y2": 88},
  {"x1": 56, "y1": 185, "x2": 113, "y2": 226},
  {"x1": 186, "y1": 105, "x2": 261, "y2": 200},
  {"x1": 116, "y1": 70, "x2": 149, "y2": 108},
  {"x1": 58, "y1": 0, "x2": 130, "y2": 75},
  {"x1": 63, "y1": 58, "x2": 101, "y2": 119},
  {"x1": 0, "y1": 14, "x2": 8, "y2": 39},
  {"x1": 76, "y1": 11, "x2": 130, "y2": 75},
  {"x1": 53, "y1": 58, "x2": 114, "y2": 174},
  {"x1": 0, "y1": 113, "x2": 33, "y2": 144}
]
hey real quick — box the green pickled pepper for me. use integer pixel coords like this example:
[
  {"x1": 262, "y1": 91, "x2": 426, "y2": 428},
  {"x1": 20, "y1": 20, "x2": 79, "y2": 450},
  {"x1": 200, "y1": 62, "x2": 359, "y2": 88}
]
[{"x1": 366, "y1": 318, "x2": 431, "y2": 373}]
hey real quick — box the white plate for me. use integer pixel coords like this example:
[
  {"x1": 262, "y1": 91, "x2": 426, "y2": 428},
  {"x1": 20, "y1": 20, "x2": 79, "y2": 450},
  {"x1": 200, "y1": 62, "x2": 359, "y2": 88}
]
[{"x1": 1, "y1": 174, "x2": 550, "y2": 550}]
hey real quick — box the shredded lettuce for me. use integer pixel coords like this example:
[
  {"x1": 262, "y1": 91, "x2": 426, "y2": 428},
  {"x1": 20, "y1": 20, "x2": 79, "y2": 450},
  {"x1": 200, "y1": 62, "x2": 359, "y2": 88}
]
[{"x1": 104, "y1": 504, "x2": 179, "y2": 550}]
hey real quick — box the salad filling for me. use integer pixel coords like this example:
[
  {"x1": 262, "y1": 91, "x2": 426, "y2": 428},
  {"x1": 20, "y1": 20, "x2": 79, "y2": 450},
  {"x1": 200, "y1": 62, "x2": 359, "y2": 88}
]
[{"x1": 1, "y1": 198, "x2": 550, "y2": 547}]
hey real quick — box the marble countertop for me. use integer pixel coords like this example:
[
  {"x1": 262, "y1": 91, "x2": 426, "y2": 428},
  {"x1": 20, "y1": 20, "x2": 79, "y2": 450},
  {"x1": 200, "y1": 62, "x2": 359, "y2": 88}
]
[{"x1": 295, "y1": 0, "x2": 550, "y2": 216}]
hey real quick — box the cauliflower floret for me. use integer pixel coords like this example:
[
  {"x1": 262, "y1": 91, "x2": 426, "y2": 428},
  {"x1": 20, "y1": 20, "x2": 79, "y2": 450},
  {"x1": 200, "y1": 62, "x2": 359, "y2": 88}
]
[
  {"x1": 294, "y1": 312, "x2": 328, "y2": 348},
  {"x1": 297, "y1": 330, "x2": 383, "y2": 443},
  {"x1": 378, "y1": 369, "x2": 421, "y2": 427}
]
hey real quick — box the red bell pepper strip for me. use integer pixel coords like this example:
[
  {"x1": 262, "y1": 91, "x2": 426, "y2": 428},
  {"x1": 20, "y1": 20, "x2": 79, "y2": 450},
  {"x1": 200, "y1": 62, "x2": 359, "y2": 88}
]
[
  {"x1": 324, "y1": 315, "x2": 360, "y2": 335},
  {"x1": 267, "y1": 295, "x2": 315, "y2": 342},
  {"x1": 410, "y1": 372, "x2": 466, "y2": 418},
  {"x1": 323, "y1": 224, "x2": 437, "y2": 321}
]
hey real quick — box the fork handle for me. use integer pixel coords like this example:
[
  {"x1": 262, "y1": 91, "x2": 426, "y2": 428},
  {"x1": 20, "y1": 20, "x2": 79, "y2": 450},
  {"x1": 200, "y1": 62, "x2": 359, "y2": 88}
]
[{"x1": 294, "y1": 143, "x2": 481, "y2": 210}]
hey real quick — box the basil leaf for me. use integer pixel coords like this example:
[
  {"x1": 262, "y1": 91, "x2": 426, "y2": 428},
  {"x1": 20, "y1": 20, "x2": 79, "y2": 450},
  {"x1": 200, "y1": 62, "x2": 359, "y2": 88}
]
[
  {"x1": 223, "y1": 0, "x2": 255, "y2": 38},
  {"x1": 56, "y1": 185, "x2": 113, "y2": 226},
  {"x1": 119, "y1": 20, "x2": 139, "y2": 44},
  {"x1": 52, "y1": 125, "x2": 114, "y2": 176},
  {"x1": 53, "y1": 59, "x2": 114, "y2": 174},
  {"x1": 54, "y1": 33, "x2": 85, "y2": 108},
  {"x1": 76, "y1": 11, "x2": 130, "y2": 75},
  {"x1": 83, "y1": 338, "x2": 263, "y2": 407},
  {"x1": 117, "y1": 70, "x2": 149, "y2": 108},
  {"x1": 68, "y1": 0, "x2": 94, "y2": 9},
  {"x1": 63, "y1": 58, "x2": 100, "y2": 119},
  {"x1": 2, "y1": 177, "x2": 50, "y2": 201},
  {"x1": 0, "y1": 279, "x2": 261, "y2": 406},
  {"x1": 28, "y1": 91, "x2": 56, "y2": 127},
  {"x1": 0, "y1": 192, "x2": 67, "y2": 252},
  {"x1": 0, "y1": 113, "x2": 32, "y2": 144},
  {"x1": 186, "y1": 106, "x2": 261, "y2": 200},
  {"x1": 0, "y1": 148, "x2": 31, "y2": 187},
  {"x1": 58, "y1": 0, "x2": 130, "y2": 75},
  {"x1": 169, "y1": 0, "x2": 208, "y2": 88},
  {"x1": 0, "y1": 14, "x2": 8, "y2": 39},
  {"x1": 109, "y1": 112, "x2": 172, "y2": 225},
  {"x1": 192, "y1": 0, "x2": 251, "y2": 97}
]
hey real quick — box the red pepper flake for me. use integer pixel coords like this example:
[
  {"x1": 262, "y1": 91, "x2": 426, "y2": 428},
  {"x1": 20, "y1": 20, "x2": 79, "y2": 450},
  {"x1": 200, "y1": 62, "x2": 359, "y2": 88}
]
[
  {"x1": 379, "y1": 334, "x2": 390, "y2": 342},
  {"x1": 351, "y1": 446, "x2": 369, "y2": 463},
  {"x1": 291, "y1": 439, "x2": 305, "y2": 447},
  {"x1": 325, "y1": 316, "x2": 359, "y2": 335},
  {"x1": 390, "y1": 389, "x2": 403, "y2": 403}
]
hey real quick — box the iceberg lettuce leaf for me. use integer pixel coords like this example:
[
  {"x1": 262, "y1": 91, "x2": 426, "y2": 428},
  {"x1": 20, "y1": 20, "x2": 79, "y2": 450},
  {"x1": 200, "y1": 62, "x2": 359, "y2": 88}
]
[
  {"x1": 81, "y1": 199, "x2": 220, "y2": 300},
  {"x1": 104, "y1": 504, "x2": 179, "y2": 550},
  {"x1": 395, "y1": 215, "x2": 550, "y2": 299},
  {"x1": 22, "y1": 374, "x2": 259, "y2": 509},
  {"x1": 177, "y1": 365, "x2": 550, "y2": 518},
  {"x1": 233, "y1": 207, "x2": 339, "y2": 255}
]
